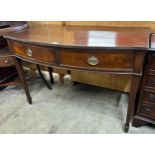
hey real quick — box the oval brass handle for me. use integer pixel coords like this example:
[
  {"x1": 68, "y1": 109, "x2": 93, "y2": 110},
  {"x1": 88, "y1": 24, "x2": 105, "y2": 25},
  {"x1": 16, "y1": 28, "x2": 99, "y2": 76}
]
[
  {"x1": 26, "y1": 48, "x2": 33, "y2": 57},
  {"x1": 87, "y1": 56, "x2": 99, "y2": 66}
]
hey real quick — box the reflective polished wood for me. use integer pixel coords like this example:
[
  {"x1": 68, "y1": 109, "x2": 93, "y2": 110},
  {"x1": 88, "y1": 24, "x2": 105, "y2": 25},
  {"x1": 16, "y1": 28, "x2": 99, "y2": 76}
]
[
  {"x1": 4, "y1": 25, "x2": 151, "y2": 132},
  {"x1": 5, "y1": 25, "x2": 150, "y2": 49}
]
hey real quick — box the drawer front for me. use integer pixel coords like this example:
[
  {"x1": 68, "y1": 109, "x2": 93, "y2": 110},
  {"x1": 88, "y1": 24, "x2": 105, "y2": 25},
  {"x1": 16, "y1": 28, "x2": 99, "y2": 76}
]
[
  {"x1": 0, "y1": 56, "x2": 14, "y2": 67},
  {"x1": 139, "y1": 103, "x2": 155, "y2": 120},
  {"x1": 143, "y1": 90, "x2": 155, "y2": 103},
  {"x1": 145, "y1": 75, "x2": 155, "y2": 88},
  {"x1": 59, "y1": 49, "x2": 134, "y2": 72},
  {"x1": 10, "y1": 41, "x2": 56, "y2": 64}
]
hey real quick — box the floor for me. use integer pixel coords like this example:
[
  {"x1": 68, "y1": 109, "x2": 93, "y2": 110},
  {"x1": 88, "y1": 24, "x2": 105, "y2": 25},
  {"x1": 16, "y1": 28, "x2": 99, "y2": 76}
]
[{"x1": 0, "y1": 73, "x2": 155, "y2": 134}]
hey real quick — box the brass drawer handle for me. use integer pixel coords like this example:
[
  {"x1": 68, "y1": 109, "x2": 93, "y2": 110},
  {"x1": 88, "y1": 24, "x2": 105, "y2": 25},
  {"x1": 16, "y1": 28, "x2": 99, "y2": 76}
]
[
  {"x1": 87, "y1": 56, "x2": 99, "y2": 66},
  {"x1": 26, "y1": 48, "x2": 33, "y2": 57}
]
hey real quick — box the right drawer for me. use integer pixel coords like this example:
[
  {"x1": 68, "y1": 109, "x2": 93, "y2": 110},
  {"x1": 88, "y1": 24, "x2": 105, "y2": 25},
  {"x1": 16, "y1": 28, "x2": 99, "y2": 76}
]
[{"x1": 59, "y1": 48, "x2": 134, "y2": 72}]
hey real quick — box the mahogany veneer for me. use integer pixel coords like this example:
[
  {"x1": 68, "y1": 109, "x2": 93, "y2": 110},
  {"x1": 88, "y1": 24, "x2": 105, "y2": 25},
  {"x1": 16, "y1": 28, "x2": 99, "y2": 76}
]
[
  {"x1": 9, "y1": 41, "x2": 56, "y2": 65},
  {"x1": 59, "y1": 49, "x2": 134, "y2": 71}
]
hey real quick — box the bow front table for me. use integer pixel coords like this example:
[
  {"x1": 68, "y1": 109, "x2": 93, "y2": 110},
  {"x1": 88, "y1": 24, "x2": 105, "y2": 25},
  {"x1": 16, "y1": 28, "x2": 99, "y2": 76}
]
[{"x1": 4, "y1": 25, "x2": 151, "y2": 132}]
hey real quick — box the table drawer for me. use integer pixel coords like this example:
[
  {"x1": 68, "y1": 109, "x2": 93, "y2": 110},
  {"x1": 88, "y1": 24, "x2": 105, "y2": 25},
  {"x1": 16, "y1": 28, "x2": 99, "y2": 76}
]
[
  {"x1": 10, "y1": 41, "x2": 56, "y2": 64},
  {"x1": 139, "y1": 103, "x2": 155, "y2": 120},
  {"x1": 143, "y1": 90, "x2": 155, "y2": 103},
  {"x1": 59, "y1": 49, "x2": 134, "y2": 72},
  {"x1": 0, "y1": 56, "x2": 14, "y2": 67}
]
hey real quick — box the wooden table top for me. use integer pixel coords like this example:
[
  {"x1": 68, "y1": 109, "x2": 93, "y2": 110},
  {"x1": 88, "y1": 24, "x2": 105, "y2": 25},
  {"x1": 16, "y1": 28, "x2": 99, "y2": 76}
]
[{"x1": 4, "y1": 25, "x2": 151, "y2": 50}]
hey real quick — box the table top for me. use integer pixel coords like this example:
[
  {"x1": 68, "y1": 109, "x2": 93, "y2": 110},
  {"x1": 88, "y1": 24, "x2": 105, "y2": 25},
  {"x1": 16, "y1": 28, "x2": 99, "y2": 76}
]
[{"x1": 4, "y1": 25, "x2": 151, "y2": 50}]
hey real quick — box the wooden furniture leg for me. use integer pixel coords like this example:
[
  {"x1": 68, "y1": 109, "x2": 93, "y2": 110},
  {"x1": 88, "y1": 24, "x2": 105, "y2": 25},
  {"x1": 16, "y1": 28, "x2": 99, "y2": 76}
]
[
  {"x1": 13, "y1": 57, "x2": 32, "y2": 104},
  {"x1": 48, "y1": 67, "x2": 54, "y2": 84},
  {"x1": 116, "y1": 92, "x2": 122, "y2": 106},
  {"x1": 36, "y1": 64, "x2": 52, "y2": 90},
  {"x1": 124, "y1": 75, "x2": 141, "y2": 132},
  {"x1": 59, "y1": 74, "x2": 64, "y2": 83}
]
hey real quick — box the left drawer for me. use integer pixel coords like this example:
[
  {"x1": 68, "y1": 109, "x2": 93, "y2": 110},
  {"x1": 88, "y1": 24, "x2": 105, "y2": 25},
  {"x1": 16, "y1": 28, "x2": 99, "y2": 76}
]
[
  {"x1": 0, "y1": 56, "x2": 14, "y2": 67},
  {"x1": 9, "y1": 41, "x2": 56, "y2": 64}
]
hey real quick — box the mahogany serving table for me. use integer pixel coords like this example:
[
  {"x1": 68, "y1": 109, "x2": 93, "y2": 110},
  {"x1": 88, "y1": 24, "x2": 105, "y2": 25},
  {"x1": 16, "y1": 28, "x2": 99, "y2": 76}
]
[{"x1": 4, "y1": 25, "x2": 151, "y2": 132}]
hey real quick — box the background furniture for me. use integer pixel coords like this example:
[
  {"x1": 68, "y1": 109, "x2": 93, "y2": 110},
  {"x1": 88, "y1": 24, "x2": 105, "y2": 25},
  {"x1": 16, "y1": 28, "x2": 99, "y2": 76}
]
[
  {"x1": 133, "y1": 34, "x2": 155, "y2": 127},
  {"x1": 0, "y1": 22, "x2": 27, "y2": 90},
  {"x1": 0, "y1": 48, "x2": 17, "y2": 88}
]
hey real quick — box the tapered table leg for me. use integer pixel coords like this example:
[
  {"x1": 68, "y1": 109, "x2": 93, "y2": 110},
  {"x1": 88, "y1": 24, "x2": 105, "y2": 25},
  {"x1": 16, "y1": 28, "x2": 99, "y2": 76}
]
[
  {"x1": 36, "y1": 64, "x2": 52, "y2": 90},
  {"x1": 48, "y1": 67, "x2": 54, "y2": 84},
  {"x1": 116, "y1": 92, "x2": 122, "y2": 106},
  {"x1": 59, "y1": 74, "x2": 64, "y2": 83},
  {"x1": 124, "y1": 75, "x2": 141, "y2": 133},
  {"x1": 13, "y1": 58, "x2": 32, "y2": 104}
]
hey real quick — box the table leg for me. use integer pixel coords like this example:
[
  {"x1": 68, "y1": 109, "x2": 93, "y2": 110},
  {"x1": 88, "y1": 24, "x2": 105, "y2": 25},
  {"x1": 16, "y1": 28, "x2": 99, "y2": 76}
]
[
  {"x1": 48, "y1": 67, "x2": 54, "y2": 84},
  {"x1": 124, "y1": 75, "x2": 141, "y2": 133},
  {"x1": 36, "y1": 64, "x2": 52, "y2": 90},
  {"x1": 13, "y1": 58, "x2": 32, "y2": 104},
  {"x1": 59, "y1": 74, "x2": 64, "y2": 83},
  {"x1": 116, "y1": 92, "x2": 122, "y2": 106}
]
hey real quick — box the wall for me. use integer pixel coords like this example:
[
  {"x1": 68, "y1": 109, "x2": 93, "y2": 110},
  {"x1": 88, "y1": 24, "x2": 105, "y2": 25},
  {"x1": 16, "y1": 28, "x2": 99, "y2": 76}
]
[{"x1": 28, "y1": 21, "x2": 155, "y2": 31}]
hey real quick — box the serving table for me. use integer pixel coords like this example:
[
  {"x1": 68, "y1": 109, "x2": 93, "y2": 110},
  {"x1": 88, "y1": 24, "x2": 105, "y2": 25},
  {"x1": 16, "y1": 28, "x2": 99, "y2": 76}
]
[{"x1": 4, "y1": 25, "x2": 151, "y2": 132}]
